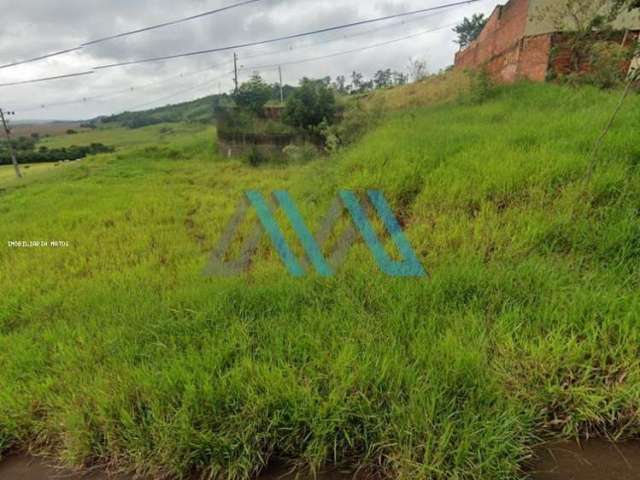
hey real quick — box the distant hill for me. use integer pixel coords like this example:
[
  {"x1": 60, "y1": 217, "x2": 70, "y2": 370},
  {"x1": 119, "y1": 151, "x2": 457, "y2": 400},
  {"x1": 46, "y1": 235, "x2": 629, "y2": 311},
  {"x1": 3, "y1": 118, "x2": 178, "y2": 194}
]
[{"x1": 98, "y1": 94, "x2": 231, "y2": 129}]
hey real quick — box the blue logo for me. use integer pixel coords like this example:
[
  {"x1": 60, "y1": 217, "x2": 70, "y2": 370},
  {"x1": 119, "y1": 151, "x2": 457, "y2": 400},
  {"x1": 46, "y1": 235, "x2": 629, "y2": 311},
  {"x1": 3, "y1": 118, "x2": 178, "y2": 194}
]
[{"x1": 205, "y1": 190, "x2": 426, "y2": 278}]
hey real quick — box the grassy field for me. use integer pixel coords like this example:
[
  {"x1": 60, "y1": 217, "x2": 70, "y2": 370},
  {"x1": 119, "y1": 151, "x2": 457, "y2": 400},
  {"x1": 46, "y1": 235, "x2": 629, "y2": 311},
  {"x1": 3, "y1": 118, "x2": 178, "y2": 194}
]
[
  {"x1": 0, "y1": 162, "x2": 61, "y2": 183},
  {"x1": 8, "y1": 121, "x2": 86, "y2": 138},
  {"x1": 1, "y1": 81, "x2": 639, "y2": 479}
]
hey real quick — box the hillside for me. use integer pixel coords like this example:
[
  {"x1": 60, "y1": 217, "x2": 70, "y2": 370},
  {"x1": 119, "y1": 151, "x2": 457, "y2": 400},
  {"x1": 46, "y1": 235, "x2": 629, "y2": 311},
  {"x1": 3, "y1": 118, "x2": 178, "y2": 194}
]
[
  {"x1": 98, "y1": 94, "x2": 225, "y2": 128},
  {"x1": 1, "y1": 81, "x2": 639, "y2": 479}
]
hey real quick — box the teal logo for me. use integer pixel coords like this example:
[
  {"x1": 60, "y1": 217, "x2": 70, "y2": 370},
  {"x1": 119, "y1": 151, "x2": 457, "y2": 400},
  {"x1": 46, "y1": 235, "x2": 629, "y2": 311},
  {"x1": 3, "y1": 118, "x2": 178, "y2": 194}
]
[{"x1": 205, "y1": 191, "x2": 425, "y2": 278}]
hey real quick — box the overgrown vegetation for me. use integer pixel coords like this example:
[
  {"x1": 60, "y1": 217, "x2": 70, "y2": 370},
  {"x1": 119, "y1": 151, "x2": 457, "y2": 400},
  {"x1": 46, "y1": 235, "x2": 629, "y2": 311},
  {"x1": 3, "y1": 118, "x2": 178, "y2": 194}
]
[
  {"x1": 1, "y1": 80, "x2": 639, "y2": 479},
  {"x1": 282, "y1": 78, "x2": 337, "y2": 131},
  {"x1": 537, "y1": 0, "x2": 639, "y2": 88}
]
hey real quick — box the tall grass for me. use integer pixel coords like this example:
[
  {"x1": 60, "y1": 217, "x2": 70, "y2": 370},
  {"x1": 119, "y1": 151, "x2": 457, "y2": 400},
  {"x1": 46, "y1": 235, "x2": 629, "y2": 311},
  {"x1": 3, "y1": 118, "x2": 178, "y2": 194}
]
[{"x1": 1, "y1": 82, "x2": 639, "y2": 479}]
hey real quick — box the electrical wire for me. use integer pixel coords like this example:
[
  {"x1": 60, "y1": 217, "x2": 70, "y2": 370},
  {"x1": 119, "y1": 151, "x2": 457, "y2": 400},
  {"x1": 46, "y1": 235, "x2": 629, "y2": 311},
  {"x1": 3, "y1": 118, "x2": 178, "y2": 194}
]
[
  {"x1": 0, "y1": 71, "x2": 94, "y2": 87},
  {"x1": 5, "y1": 7, "x2": 454, "y2": 109},
  {"x1": 92, "y1": 0, "x2": 480, "y2": 69},
  {"x1": 239, "y1": 23, "x2": 457, "y2": 73},
  {"x1": 0, "y1": 0, "x2": 262, "y2": 70}
]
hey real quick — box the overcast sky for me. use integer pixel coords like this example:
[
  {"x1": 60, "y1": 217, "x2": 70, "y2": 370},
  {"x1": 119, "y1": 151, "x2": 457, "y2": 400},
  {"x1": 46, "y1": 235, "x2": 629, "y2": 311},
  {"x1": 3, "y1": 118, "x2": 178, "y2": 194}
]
[{"x1": 0, "y1": 0, "x2": 501, "y2": 121}]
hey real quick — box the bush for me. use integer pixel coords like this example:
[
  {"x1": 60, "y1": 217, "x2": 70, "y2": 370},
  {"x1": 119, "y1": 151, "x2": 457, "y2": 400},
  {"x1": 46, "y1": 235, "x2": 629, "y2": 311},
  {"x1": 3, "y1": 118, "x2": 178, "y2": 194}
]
[
  {"x1": 247, "y1": 147, "x2": 268, "y2": 167},
  {"x1": 466, "y1": 68, "x2": 495, "y2": 104},
  {"x1": 282, "y1": 143, "x2": 318, "y2": 163},
  {"x1": 585, "y1": 41, "x2": 634, "y2": 88},
  {"x1": 321, "y1": 97, "x2": 386, "y2": 151},
  {"x1": 283, "y1": 78, "x2": 337, "y2": 131}
]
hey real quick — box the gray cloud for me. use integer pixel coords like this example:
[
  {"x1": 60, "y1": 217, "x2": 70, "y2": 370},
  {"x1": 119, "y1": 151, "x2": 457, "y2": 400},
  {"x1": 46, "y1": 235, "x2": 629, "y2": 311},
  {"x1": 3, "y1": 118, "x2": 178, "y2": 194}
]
[{"x1": 0, "y1": 0, "x2": 500, "y2": 120}]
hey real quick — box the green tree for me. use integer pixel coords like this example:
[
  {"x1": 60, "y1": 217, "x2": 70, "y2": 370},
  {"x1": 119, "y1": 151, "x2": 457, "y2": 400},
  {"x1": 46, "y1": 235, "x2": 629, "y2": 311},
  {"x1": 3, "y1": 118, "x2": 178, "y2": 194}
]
[
  {"x1": 374, "y1": 69, "x2": 393, "y2": 89},
  {"x1": 351, "y1": 71, "x2": 364, "y2": 93},
  {"x1": 453, "y1": 14, "x2": 487, "y2": 49},
  {"x1": 283, "y1": 78, "x2": 337, "y2": 130},
  {"x1": 235, "y1": 74, "x2": 272, "y2": 116},
  {"x1": 393, "y1": 71, "x2": 409, "y2": 86},
  {"x1": 333, "y1": 75, "x2": 348, "y2": 93}
]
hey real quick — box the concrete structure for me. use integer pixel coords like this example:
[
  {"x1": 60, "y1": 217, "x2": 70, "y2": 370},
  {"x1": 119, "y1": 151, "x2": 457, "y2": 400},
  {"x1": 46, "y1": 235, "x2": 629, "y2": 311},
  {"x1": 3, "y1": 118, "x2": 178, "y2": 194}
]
[{"x1": 454, "y1": 0, "x2": 640, "y2": 82}]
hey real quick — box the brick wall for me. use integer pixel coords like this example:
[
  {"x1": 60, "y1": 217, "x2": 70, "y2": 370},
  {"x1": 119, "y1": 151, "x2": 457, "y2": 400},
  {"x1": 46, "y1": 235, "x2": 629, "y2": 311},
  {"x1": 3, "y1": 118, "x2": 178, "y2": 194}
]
[
  {"x1": 455, "y1": 0, "x2": 640, "y2": 83},
  {"x1": 518, "y1": 34, "x2": 552, "y2": 81},
  {"x1": 454, "y1": 0, "x2": 530, "y2": 74}
]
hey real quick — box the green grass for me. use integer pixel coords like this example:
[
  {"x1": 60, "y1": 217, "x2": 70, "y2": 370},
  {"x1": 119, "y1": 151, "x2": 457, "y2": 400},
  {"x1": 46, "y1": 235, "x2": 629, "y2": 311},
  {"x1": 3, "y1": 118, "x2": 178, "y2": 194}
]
[
  {"x1": 1, "y1": 82, "x2": 639, "y2": 479},
  {"x1": 0, "y1": 162, "x2": 61, "y2": 183}
]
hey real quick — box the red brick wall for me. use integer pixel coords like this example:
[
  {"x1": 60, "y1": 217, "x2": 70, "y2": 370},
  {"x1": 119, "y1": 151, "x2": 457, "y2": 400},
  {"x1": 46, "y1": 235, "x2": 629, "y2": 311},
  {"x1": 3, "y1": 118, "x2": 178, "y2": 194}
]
[
  {"x1": 454, "y1": 0, "x2": 639, "y2": 84},
  {"x1": 518, "y1": 34, "x2": 552, "y2": 81},
  {"x1": 454, "y1": 0, "x2": 530, "y2": 73}
]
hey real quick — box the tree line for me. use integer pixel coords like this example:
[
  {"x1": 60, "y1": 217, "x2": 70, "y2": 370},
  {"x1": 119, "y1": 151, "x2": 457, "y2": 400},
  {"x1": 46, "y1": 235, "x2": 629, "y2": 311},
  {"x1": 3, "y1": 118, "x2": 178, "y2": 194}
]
[{"x1": 0, "y1": 136, "x2": 114, "y2": 165}]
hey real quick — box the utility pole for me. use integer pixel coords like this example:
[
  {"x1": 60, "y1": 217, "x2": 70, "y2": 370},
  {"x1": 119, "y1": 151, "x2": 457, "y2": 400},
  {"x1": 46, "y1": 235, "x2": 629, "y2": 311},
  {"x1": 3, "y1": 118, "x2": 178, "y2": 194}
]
[
  {"x1": 278, "y1": 65, "x2": 284, "y2": 104},
  {"x1": 233, "y1": 52, "x2": 239, "y2": 95},
  {"x1": 0, "y1": 108, "x2": 22, "y2": 179}
]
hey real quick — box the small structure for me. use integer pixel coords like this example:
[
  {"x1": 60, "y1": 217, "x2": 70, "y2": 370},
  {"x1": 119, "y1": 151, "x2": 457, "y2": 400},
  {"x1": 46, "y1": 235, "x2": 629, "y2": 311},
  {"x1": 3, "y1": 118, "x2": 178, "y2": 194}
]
[
  {"x1": 454, "y1": 0, "x2": 640, "y2": 82},
  {"x1": 263, "y1": 102, "x2": 285, "y2": 121}
]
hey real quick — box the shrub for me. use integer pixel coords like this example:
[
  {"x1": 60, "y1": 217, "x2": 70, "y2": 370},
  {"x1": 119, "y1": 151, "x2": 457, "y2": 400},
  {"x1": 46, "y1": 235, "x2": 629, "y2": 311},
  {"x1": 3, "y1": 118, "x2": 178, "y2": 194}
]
[
  {"x1": 321, "y1": 97, "x2": 386, "y2": 151},
  {"x1": 247, "y1": 147, "x2": 268, "y2": 167},
  {"x1": 466, "y1": 68, "x2": 495, "y2": 104},
  {"x1": 282, "y1": 143, "x2": 318, "y2": 163},
  {"x1": 586, "y1": 41, "x2": 634, "y2": 88},
  {"x1": 283, "y1": 78, "x2": 337, "y2": 131}
]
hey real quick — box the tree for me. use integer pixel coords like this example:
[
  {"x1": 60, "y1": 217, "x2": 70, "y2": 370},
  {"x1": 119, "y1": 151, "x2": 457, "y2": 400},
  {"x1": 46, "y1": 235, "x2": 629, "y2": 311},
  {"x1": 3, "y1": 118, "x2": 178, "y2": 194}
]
[
  {"x1": 453, "y1": 14, "x2": 487, "y2": 49},
  {"x1": 333, "y1": 75, "x2": 348, "y2": 93},
  {"x1": 351, "y1": 71, "x2": 364, "y2": 93},
  {"x1": 393, "y1": 71, "x2": 409, "y2": 86},
  {"x1": 408, "y1": 57, "x2": 428, "y2": 82},
  {"x1": 283, "y1": 78, "x2": 337, "y2": 130},
  {"x1": 235, "y1": 74, "x2": 272, "y2": 116},
  {"x1": 374, "y1": 69, "x2": 393, "y2": 89}
]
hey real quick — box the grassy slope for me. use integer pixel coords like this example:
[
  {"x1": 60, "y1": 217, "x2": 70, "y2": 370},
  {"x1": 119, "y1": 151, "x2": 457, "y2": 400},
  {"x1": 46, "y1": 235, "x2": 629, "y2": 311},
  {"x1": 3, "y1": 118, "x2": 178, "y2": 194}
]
[{"x1": 0, "y1": 82, "x2": 639, "y2": 479}]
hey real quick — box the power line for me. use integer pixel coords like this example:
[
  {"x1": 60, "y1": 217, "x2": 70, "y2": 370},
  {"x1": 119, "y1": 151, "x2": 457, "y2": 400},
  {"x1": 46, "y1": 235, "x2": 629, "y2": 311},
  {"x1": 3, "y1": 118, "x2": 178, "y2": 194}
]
[
  {"x1": 10, "y1": 21, "x2": 448, "y2": 113},
  {"x1": 107, "y1": 23, "x2": 455, "y2": 114},
  {"x1": 0, "y1": 71, "x2": 94, "y2": 88},
  {"x1": 93, "y1": 0, "x2": 481, "y2": 70},
  {"x1": 0, "y1": 0, "x2": 262, "y2": 70},
  {"x1": 238, "y1": 8, "x2": 452, "y2": 63},
  {"x1": 12, "y1": 61, "x2": 233, "y2": 112},
  {"x1": 5, "y1": 9, "x2": 444, "y2": 93},
  {"x1": 5, "y1": 7, "x2": 457, "y2": 109},
  {"x1": 123, "y1": 70, "x2": 233, "y2": 112},
  {"x1": 239, "y1": 23, "x2": 457, "y2": 74}
]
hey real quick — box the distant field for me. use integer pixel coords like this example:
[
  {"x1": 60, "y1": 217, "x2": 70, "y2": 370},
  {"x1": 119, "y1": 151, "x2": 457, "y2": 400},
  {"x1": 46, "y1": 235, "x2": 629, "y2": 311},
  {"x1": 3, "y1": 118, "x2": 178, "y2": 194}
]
[
  {"x1": 40, "y1": 122, "x2": 214, "y2": 150},
  {"x1": 1, "y1": 82, "x2": 640, "y2": 480},
  {"x1": 9, "y1": 122, "x2": 86, "y2": 138}
]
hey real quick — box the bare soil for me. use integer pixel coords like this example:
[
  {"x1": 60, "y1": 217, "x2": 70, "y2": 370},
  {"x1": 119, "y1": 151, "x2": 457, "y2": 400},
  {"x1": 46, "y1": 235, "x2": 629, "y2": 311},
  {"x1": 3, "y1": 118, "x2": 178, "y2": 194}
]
[{"x1": 2, "y1": 440, "x2": 639, "y2": 479}]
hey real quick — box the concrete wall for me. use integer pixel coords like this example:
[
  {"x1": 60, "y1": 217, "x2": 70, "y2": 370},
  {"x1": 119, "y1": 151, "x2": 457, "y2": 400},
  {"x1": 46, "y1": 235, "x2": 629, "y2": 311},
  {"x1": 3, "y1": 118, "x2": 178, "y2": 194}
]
[{"x1": 526, "y1": 0, "x2": 640, "y2": 36}]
